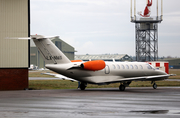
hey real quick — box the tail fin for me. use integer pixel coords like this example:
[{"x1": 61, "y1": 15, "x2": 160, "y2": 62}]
[{"x1": 31, "y1": 35, "x2": 71, "y2": 64}]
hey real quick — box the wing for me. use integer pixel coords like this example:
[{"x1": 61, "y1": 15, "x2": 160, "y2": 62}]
[
  {"x1": 113, "y1": 74, "x2": 170, "y2": 83},
  {"x1": 41, "y1": 73, "x2": 78, "y2": 82},
  {"x1": 96, "y1": 74, "x2": 171, "y2": 85},
  {"x1": 127, "y1": 75, "x2": 169, "y2": 81}
]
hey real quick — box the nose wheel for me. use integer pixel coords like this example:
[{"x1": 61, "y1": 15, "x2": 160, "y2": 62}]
[{"x1": 153, "y1": 83, "x2": 157, "y2": 89}]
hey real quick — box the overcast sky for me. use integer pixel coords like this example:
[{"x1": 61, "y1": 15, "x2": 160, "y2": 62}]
[{"x1": 30, "y1": 0, "x2": 180, "y2": 57}]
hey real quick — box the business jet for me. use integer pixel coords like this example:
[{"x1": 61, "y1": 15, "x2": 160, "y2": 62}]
[{"x1": 29, "y1": 35, "x2": 172, "y2": 91}]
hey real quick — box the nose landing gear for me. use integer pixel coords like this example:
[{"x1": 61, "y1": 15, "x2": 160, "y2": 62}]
[
  {"x1": 153, "y1": 83, "x2": 157, "y2": 89},
  {"x1": 151, "y1": 81, "x2": 157, "y2": 89}
]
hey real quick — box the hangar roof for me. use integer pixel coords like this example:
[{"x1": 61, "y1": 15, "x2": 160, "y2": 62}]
[{"x1": 75, "y1": 54, "x2": 132, "y2": 61}]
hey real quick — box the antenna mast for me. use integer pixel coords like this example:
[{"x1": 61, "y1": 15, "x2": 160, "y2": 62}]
[{"x1": 131, "y1": 0, "x2": 163, "y2": 62}]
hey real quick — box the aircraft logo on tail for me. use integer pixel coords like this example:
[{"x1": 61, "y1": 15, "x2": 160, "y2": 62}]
[{"x1": 45, "y1": 56, "x2": 62, "y2": 60}]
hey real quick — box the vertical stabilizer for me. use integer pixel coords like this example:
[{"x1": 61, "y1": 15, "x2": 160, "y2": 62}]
[{"x1": 31, "y1": 35, "x2": 71, "y2": 64}]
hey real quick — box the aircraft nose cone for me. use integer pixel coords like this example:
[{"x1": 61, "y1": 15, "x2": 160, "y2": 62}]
[{"x1": 158, "y1": 70, "x2": 167, "y2": 75}]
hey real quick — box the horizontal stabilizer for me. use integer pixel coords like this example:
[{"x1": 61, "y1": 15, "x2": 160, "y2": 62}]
[{"x1": 42, "y1": 72, "x2": 78, "y2": 82}]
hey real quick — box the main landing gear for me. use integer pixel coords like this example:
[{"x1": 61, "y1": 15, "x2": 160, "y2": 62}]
[
  {"x1": 119, "y1": 84, "x2": 126, "y2": 91},
  {"x1": 79, "y1": 82, "x2": 87, "y2": 90},
  {"x1": 119, "y1": 82, "x2": 131, "y2": 91}
]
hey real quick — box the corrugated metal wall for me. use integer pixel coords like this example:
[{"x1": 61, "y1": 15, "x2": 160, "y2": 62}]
[{"x1": 0, "y1": 0, "x2": 28, "y2": 68}]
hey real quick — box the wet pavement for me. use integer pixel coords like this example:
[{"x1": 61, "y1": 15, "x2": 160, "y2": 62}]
[{"x1": 0, "y1": 87, "x2": 180, "y2": 118}]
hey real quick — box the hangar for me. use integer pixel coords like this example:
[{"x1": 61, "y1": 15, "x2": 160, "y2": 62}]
[
  {"x1": 75, "y1": 54, "x2": 133, "y2": 62},
  {"x1": 0, "y1": 0, "x2": 30, "y2": 90},
  {"x1": 30, "y1": 37, "x2": 75, "y2": 69},
  {"x1": 159, "y1": 58, "x2": 180, "y2": 69}
]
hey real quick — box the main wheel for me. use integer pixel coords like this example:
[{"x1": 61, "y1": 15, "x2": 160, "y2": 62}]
[
  {"x1": 153, "y1": 83, "x2": 157, "y2": 89},
  {"x1": 80, "y1": 83, "x2": 86, "y2": 90},
  {"x1": 119, "y1": 84, "x2": 126, "y2": 91}
]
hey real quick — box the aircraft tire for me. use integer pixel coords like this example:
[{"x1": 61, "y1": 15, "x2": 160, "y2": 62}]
[
  {"x1": 80, "y1": 83, "x2": 86, "y2": 90},
  {"x1": 153, "y1": 83, "x2": 157, "y2": 89},
  {"x1": 119, "y1": 85, "x2": 125, "y2": 91}
]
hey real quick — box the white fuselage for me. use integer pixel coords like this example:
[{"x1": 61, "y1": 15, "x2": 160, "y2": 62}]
[{"x1": 46, "y1": 61, "x2": 167, "y2": 84}]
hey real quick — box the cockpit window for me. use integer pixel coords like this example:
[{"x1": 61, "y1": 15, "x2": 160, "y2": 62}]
[
  {"x1": 146, "y1": 64, "x2": 152, "y2": 69},
  {"x1": 150, "y1": 65, "x2": 156, "y2": 70}
]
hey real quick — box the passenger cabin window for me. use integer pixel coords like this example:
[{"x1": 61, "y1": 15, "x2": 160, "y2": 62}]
[
  {"x1": 112, "y1": 64, "x2": 116, "y2": 69},
  {"x1": 134, "y1": 65, "x2": 138, "y2": 69},
  {"x1": 139, "y1": 65, "x2": 143, "y2": 69},
  {"x1": 130, "y1": 65, "x2": 133, "y2": 69},
  {"x1": 121, "y1": 65, "x2": 125, "y2": 69},
  {"x1": 117, "y1": 65, "x2": 120, "y2": 69},
  {"x1": 126, "y1": 65, "x2": 129, "y2": 69}
]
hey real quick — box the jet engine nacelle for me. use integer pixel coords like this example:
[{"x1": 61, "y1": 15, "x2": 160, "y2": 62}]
[{"x1": 80, "y1": 60, "x2": 106, "y2": 71}]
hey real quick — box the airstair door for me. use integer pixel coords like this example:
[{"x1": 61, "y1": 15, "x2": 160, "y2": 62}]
[{"x1": 105, "y1": 65, "x2": 110, "y2": 74}]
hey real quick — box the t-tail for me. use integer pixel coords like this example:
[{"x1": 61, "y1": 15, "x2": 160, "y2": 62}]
[{"x1": 31, "y1": 35, "x2": 71, "y2": 64}]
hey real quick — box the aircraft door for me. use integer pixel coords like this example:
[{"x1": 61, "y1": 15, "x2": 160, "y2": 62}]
[{"x1": 105, "y1": 65, "x2": 110, "y2": 74}]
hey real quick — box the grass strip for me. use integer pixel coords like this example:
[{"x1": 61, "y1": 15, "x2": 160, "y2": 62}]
[{"x1": 29, "y1": 80, "x2": 180, "y2": 90}]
